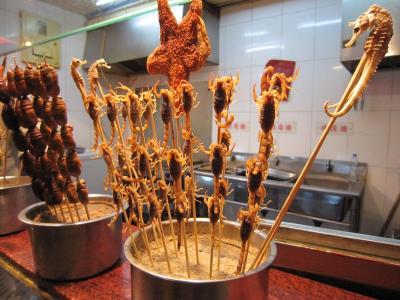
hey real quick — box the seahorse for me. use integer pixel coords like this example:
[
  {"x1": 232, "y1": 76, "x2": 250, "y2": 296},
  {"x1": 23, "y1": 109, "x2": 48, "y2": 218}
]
[{"x1": 324, "y1": 4, "x2": 393, "y2": 117}]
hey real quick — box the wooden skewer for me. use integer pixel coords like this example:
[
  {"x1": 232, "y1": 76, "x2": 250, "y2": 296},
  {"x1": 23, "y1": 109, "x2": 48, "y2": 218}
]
[
  {"x1": 84, "y1": 204, "x2": 91, "y2": 220},
  {"x1": 152, "y1": 222, "x2": 161, "y2": 249},
  {"x1": 51, "y1": 205, "x2": 60, "y2": 222},
  {"x1": 58, "y1": 204, "x2": 67, "y2": 223},
  {"x1": 250, "y1": 54, "x2": 368, "y2": 269},
  {"x1": 18, "y1": 159, "x2": 23, "y2": 177},
  {"x1": 148, "y1": 113, "x2": 178, "y2": 255},
  {"x1": 156, "y1": 218, "x2": 172, "y2": 273},
  {"x1": 64, "y1": 198, "x2": 75, "y2": 223},
  {"x1": 241, "y1": 232, "x2": 253, "y2": 274},
  {"x1": 3, "y1": 130, "x2": 7, "y2": 183},
  {"x1": 181, "y1": 220, "x2": 191, "y2": 278},
  {"x1": 73, "y1": 203, "x2": 82, "y2": 222},
  {"x1": 209, "y1": 223, "x2": 215, "y2": 278}
]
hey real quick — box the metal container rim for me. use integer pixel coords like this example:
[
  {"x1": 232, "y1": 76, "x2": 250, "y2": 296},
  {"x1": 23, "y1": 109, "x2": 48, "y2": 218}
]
[
  {"x1": 124, "y1": 218, "x2": 277, "y2": 284},
  {"x1": 18, "y1": 194, "x2": 118, "y2": 227},
  {"x1": 0, "y1": 176, "x2": 31, "y2": 190}
]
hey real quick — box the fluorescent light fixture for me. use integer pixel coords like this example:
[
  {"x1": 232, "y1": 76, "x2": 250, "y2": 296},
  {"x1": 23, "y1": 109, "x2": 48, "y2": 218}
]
[
  {"x1": 244, "y1": 31, "x2": 268, "y2": 37},
  {"x1": 298, "y1": 19, "x2": 341, "y2": 28},
  {"x1": 24, "y1": 41, "x2": 32, "y2": 46},
  {"x1": 246, "y1": 43, "x2": 283, "y2": 53},
  {"x1": 96, "y1": 0, "x2": 114, "y2": 6}
]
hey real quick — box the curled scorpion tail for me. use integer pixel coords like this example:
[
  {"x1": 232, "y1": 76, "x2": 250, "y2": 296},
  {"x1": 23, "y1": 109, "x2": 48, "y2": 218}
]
[
  {"x1": 235, "y1": 241, "x2": 246, "y2": 274},
  {"x1": 162, "y1": 123, "x2": 169, "y2": 149},
  {"x1": 109, "y1": 126, "x2": 115, "y2": 146}
]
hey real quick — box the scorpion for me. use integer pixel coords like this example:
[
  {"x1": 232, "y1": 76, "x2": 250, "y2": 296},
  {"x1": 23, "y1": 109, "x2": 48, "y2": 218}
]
[
  {"x1": 154, "y1": 87, "x2": 175, "y2": 149},
  {"x1": 236, "y1": 204, "x2": 260, "y2": 274}
]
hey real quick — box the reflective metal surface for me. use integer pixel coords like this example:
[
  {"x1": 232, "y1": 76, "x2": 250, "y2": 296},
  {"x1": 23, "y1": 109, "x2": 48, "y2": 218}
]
[
  {"x1": 0, "y1": 176, "x2": 38, "y2": 235},
  {"x1": 124, "y1": 218, "x2": 277, "y2": 300},
  {"x1": 18, "y1": 194, "x2": 122, "y2": 280}
]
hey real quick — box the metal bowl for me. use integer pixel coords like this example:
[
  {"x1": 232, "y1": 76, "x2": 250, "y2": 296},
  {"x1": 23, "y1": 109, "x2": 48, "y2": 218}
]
[
  {"x1": 18, "y1": 194, "x2": 123, "y2": 280},
  {"x1": 124, "y1": 218, "x2": 277, "y2": 300},
  {"x1": 0, "y1": 176, "x2": 38, "y2": 235}
]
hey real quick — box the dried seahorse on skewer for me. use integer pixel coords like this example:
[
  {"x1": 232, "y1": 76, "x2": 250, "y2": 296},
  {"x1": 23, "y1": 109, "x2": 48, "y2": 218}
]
[
  {"x1": 100, "y1": 143, "x2": 114, "y2": 190},
  {"x1": 88, "y1": 58, "x2": 110, "y2": 96},
  {"x1": 70, "y1": 58, "x2": 88, "y2": 105},
  {"x1": 104, "y1": 92, "x2": 118, "y2": 145},
  {"x1": 324, "y1": 5, "x2": 393, "y2": 117},
  {"x1": 86, "y1": 94, "x2": 104, "y2": 152}
]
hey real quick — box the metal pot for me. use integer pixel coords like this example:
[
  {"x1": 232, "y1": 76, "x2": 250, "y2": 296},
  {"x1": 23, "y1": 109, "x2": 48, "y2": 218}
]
[
  {"x1": 0, "y1": 176, "x2": 38, "y2": 235},
  {"x1": 18, "y1": 194, "x2": 122, "y2": 280},
  {"x1": 124, "y1": 218, "x2": 277, "y2": 300}
]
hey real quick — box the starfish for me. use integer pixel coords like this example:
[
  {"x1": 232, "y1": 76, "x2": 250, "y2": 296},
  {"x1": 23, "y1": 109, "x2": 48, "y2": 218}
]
[{"x1": 147, "y1": 0, "x2": 211, "y2": 88}]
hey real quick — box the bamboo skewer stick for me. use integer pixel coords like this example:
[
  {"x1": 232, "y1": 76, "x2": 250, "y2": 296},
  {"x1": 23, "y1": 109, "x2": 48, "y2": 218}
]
[
  {"x1": 209, "y1": 223, "x2": 215, "y2": 278},
  {"x1": 181, "y1": 220, "x2": 191, "y2": 278},
  {"x1": 250, "y1": 54, "x2": 367, "y2": 270},
  {"x1": 58, "y1": 204, "x2": 67, "y2": 223},
  {"x1": 64, "y1": 198, "x2": 75, "y2": 223},
  {"x1": 152, "y1": 222, "x2": 161, "y2": 249},
  {"x1": 18, "y1": 160, "x2": 23, "y2": 177},
  {"x1": 241, "y1": 232, "x2": 253, "y2": 274},
  {"x1": 148, "y1": 114, "x2": 178, "y2": 256},
  {"x1": 3, "y1": 130, "x2": 7, "y2": 183},
  {"x1": 73, "y1": 203, "x2": 82, "y2": 221},
  {"x1": 156, "y1": 218, "x2": 172, "y2": 273}
]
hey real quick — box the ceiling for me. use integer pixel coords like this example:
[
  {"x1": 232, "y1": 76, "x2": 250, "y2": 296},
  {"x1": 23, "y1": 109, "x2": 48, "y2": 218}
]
[{"x1": 38, "y1": 0, "x2": 243, "y2": 18}]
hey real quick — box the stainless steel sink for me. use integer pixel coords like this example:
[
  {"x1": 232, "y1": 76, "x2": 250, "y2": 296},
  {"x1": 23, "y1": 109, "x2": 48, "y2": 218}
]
[{"x1": 303, "y1": 173, "x2": 351, "y2": 190}]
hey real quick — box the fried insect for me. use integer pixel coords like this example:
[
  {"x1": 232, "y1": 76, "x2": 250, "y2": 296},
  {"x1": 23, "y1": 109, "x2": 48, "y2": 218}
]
[
  {"x1": 55, "y1": 172, "x2": 67, "y2": 191},
  {"x1": 41, "y1": 150, "x2": 59, "y2": 173},
  {"x1": 209, "y1": 77, "x2": 227, "y2": 118},
  {"x1": 18, "y1": 96, "x2": 38, "y2": 129},
  {"x1": 77, "y1": 179, "x2": 89, "y2": 205},
  {"x1": 31, "y1": 65, "x2": 47, "y2": 98},
  {"x1": 105, "y1": 93, "x2": 117, "y2": 145},
  {"x1": 260, "y1": 66, "x2": 298, "y2": 102},
  {"x1": 66, "y1": 179, "x2": 79, "y2": 203},
  {"x1": 45, "y1": 177, "x2": 64, "y2": 205},
  {"x1": 154, "y1": 88, "x2": 173, "y2": 148},
  {"x1": 31, "y1": 177, "x2": 46, "y2": 201},
  {"x1": 39, "y1": 61, "x2": 60, "y2": 97},
  {"x1": 0, "y1": 57, "x2": 10, "y2": 104},
  {"x1": 40, "y1": 122, "x2": 52, "y2": 145},
  {"x1": 246, "y1": 157, "x2": 263, "y2": 194},
  {"x1": 12, "y1": 129, "x2": 28, "y2": 152},
  {"x1": 204, "y1": 194, "x2": 220, "y2": 224},
  {"x1": 258, "y1": 131, "x2": 273, "y2": 167},
  {"x1": 87, "y1": 95, "x2": 102, "y2": 151},
  {"x1": 166, "y1": 149, "x2": 184, "y2": 182},
  {"x1": 43, "y1": 99, "x2": 58, "y2": 130},
  {"x1": 24, "y1": 63, "x2": 35, "y2": 95},
  {"x1": 236, "y1": 204, "x2": 260, "y2": 274},
  {"x1": 51, "y1": 96, "x2": 68, "y2": 126},
  {"x1": 60, "y1": 124, "x2": 76, "y2": 150},
  {"x1": 200, "y1": 143, "x2": 225, "y2": 178},
  {"x1": 27, "y1": 126, "x2": 46, "y2": 155},
  {"x1": 7, "y1": 69, "x2": 17, "y2": 98},
  {"x1": 252, "y1": 89, "x2": 276, "y2": 133},
  {"x1": 33, "y1": 96, "x2": 45, "y2": 118},
  {"x1": 13, "y1": 59, "x2": 27, "y2": 97},
  {"x1": 1, "y1": 101, "x2": 19, "y2": 130},
  {"x1": 174, "y1": 192, "x2": 188, "y2": 249},
  {"x1": 49, "y1": 130, "x2": 64, "y2": 154},
  {"x1": 66, "y1": 149, "x2": 82, "y2": 177},
  {"x1": 58, "y1": 153, "x2": 70, "y2": 178},
  {"x1": 21, "y1": 151, "x2": 37, "y2": 177}
]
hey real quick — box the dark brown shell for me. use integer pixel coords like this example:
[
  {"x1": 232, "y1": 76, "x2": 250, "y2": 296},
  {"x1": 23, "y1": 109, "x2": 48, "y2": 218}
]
[
  {"x1": 58, "y1": 154, "x2": 70, "y2": 178},
  {"x1": 139, "y1": 153, "x2": 147, "y2": 177},
  {"x1": 27, "y1": 127, "x2": 46, "y2": 155},
  {"x1": 40, "y1": 64, "x2": 60, "y2": 98},
  {"x1": 31, "y1": 177, "x2": 46, "y2": 201},
  {"x1": 77, "y1": 179, "x2": 89, "y2": 205},
  {"x1": 239, "y1": 217, "x2": 252, "y2": 242},
  {"x1": 7, "y1": 70, "x2": 17, "y2": 97},
  {"x1": 129, "y1": 96, "x2": 140, "y2": 124},
  {"x1": 18, "y1": 96, "x2": 37, "y2": 129},
  {"x1": 161, "y1": 95, "x2": 172, "y2": 125},
  {"x1": 32, "y1": 69, "x2": 47, "y2": 98},
  {"x1": 106, "y1": 100, "x2": 117, "y2": 123},
  {"x1": 88, "y1": 101, "x2": 98, "y2": 121},
  {"x1": 12, "y1": 129, "x2": 28, "y2": 152},
  {"x1": 41, "y1": 151, "x2": 59, "y2": 173},
  {"x1": 55, "y1": 172, "x2": 66, "y2": 191},
  {"x1": 208, "y1": 199, "x2": 220, "y2": 224},
  {"x1": 14, "y1": 63, "x2": 27, "y2": 97},
  {"x1": 60, "y1": 124, "x2": 76, "y2": 150},
  {"x1": 213, "y1": 84, "x2": 227, "y2": 115},
  {"x1": 220, "y1": 131, "x2": 230, "y2": 150},
  {"x1": 174, "y1": 201, "x2": 186, "y2": 223},
  {"x1": 51, "y1": 96, "x2": 67, "y2": 126},
  {"x1": 169, "y1": 155, "x2": 182, "y2": 182},
  {"x1": 182, "y1": 90, "x2": 192, "y2": 114},
  {"x1": 21, "y1": 151, "x2": 35, "y2": 177},
  {"x1": 40, "y1": 122, "x2": 52, "y2": 144},
  {"x1": 33, "y1": 96, "x2": 44, "y2": 118},
  {"x1": 49, "y1": 130, "x2": 64, "y2": 154},
  {"x1": 0, "y1": 80, "x2": 10, "y2": 104},
  {"x1": 43, "y1": 99, "x2": 57, "y2": 129},
  {"x1": 66, "y1": 149, "x2": 81, "y2": 177},
  {"x1": 248, "y1": 170, "x2": 262, "y2": 194},
  {"x1": 113, "y1": 189, "x2": 121, "y2": 206},
  {"x1": 259, "y1": 95, "x2": 275, "y2": 133},
  {"x1": 2, "y1": 101, "x2": 19, "y2": 130},
  {"x1": 65, "y1": 179, "x2": 79, "y2": 203},
  {"x1": 24, "y1": 64, "x2": 35, "y2": 95},
  {"x1": 45, "y1": 177, "x2": 63, "y2": 205},
  {"x1": 211, "y1": 148, "x2": 224, "y2": 178}
]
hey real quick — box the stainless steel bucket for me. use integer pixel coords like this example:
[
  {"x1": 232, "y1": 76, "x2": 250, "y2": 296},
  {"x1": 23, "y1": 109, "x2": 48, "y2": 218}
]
[
  {"x1": 0, "y1": 176, "x2": 38, "y2": 235},
  {"x1": 124, "y1": 218, "x2": 277, "y2": 300},
  {"x1": 18, "y1": 194, "x2": 123, "y2": 280}
]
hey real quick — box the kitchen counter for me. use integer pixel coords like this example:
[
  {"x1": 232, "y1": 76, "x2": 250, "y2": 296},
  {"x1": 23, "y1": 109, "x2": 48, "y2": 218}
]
[{"x1": 0, "y1": 228, "x2": 371, "y2": 300}]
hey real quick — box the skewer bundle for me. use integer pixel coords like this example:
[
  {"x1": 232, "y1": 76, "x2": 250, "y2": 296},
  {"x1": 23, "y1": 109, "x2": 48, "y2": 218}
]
[{"x1": 0, "y1": 56, "x2": 90, "y2": 222}]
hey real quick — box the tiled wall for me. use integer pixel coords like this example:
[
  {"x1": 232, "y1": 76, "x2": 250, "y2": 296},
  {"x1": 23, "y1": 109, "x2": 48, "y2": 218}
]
[
  {"x1": 0, "y1": 0, "x2": 94, "y2": 151},
  {"x1": 220, "y1": 0, "x2": 400, "y2": 237}
]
